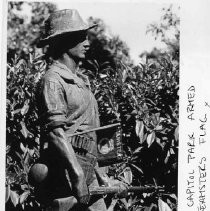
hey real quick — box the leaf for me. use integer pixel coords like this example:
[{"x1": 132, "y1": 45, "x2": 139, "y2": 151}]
[
  {"x1": 174, "y1": 125, "x2": 179, "y2": 143},
  {"x1": 150, "y1": 113, "x2": 159, "y2": 126},
  {"x1": 20, "y1": 121, "x2": 29, "y2": 138},
  {"x1": 158, "y1": 198, "x2": 172, "y2": 211},
  {"x1": 120, "y1": 198, "x2": 129, "y2": 209},
  {"x1": 148, "y1": 62, "x2": 154, "y2": 68},
  {"x1": 168, "y1": 193, "x2": 178, "y2": 202},
  {"x1": 125, "y1": 114, "x2": 131, "y2": 121},
  {"x1": 127, "y1": 84, "x2": 134, "y2": 90},
  {"x1": 29, "y1": 149, "x2": 35, "y2": 157},
  {"x1": 156, "y1": 138, "x2": 165, "y2": 149},
  {"x1": 122, "y1": 68, "x2": 127, "y2": 83},
  {"x1": 5, "y1": 185, "x2": 10, "y2": 203},
  {"x1": 6, "y1": 99, "x2": 11, "y2": 106},
  {"x1": 135, "y1": 120, "x2": 140, "y2": 135},
  {"x1": 169, "y1": 148, "x2": 175, "y2": 155},
  {"x1": 21, "y1": 99, "x2": 30, "y2": 115},
  {"x1": 29, "y1": 53, "x2": 33, "y2": 64},
  {"x1": 20, "y1": 142, "x2": 26, "y2": 153},
  {"x1": 19, "y1": 191, "x2": 30, "y2": 204},
  {"x1": 23, "y1": 150, "x2": 30, "y2": 166},
  {"x1": 155, "y1": 124, "x2": 163, "y2": 131},
  {"x1": 133, "y1": 146, "x2": 143, "y2": 154},
  {"x1": 20, "y1": 184, "x2": 28, "y2": 191},
  {"x1": 147, "y1": 131, "x2": 155, "y2": 148},
  {"x1": 155, "y1": 112, "x2": 160, "y2": 122},
  {"x1": 122, "y1": 167, "x2": 133, "y2": 185},
  {"x1": 86, "y1": 59, "x2": 99, "y2": 71},
  {"x1": 6, "y1": 145, "x2": 11, "y2": 154},
  {"x1": 16, "y1": 59, "x2": 27, "y2": 70},
  {"x1": 144, "y1": 203, "x2": 158, "y2": 211},
  {"x1": 164, "y1": 150, "x2": 171, "y2": 164},
  {"x1": 99, "y1": 73, "x2": 107, "y2": 79},
  {"x1": 15, "y1": 151, "x2": 23, "y2": 160},
  {"x1": 107, "y1": 198, "x2": 118, "y2": 211},
  {"x1": 12, "y1": 108, "x2": 21, "y2": 115},
  {"x1": 130, "y1": 163, "x2": 143, "y2": 174},
  {"x1": 10, "y1": 190, "x2": 19, "y2": 207},
  {"x1": 135, "y1": 120, "x2": 145, "y2": 144}
]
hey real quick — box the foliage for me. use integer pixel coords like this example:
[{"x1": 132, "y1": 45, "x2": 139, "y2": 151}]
[
  {"x1": 6, "y1": 2, "x2": 56, "y2": 210},
  {"x1": 6, "y1": 53, "x2": 47, "y2": 211},
  {"x1": 83, "y1": 17, "x2": 133, "y2": 75},
  {"x1": 7, "y1": 1, "x2": 57, "y2": 62},
  {"x1": 141, "y1": 5, "x2": 180, "y2": 62},
  {"x1": 83, "y1": 53, "x2": 178, "y2": 211},
  {"x1": 6, "y1": 2, "x2": 179, "y2": 211}
]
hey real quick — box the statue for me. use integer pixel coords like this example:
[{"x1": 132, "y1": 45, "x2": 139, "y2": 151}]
[{"x1": 30, "y1": 9, "x2": 127, "y2": 211}]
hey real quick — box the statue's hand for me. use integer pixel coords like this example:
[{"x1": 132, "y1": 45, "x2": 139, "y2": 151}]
[
  {"x1": 75, "y1": 179, "x2": 90, "y2": 206},
  {"x1": 109, "y1": 179, "x2": 129, "y2": 198}
]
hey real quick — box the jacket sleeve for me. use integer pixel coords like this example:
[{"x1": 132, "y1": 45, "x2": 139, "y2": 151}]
[{"x1": 39, "y1": 76, "x2": 67, "y2": 131}]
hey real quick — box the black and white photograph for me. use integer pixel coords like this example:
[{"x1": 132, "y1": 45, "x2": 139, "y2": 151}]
[{"x1": 1, "y1": 0, "x2": 209, "y2": 211}]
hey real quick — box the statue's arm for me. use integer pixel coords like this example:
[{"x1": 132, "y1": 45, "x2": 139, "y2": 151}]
[
  {"x1": 39, "y1": 76, "x2": 89, "y2": 203},
  {"x1": 48, "y1": 127, "x2": 89, "y2": 202}
]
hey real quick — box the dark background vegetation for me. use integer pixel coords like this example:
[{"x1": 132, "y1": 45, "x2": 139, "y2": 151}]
[{"x1": 6, "y1": 2, "x2": 179, "y2": 211}]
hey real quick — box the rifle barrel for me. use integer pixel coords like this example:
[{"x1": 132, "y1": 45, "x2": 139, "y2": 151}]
[
  {"x1": 89, "y1": 186, "x2": 161, "y2": 196},
  {"x1": 67, "y1": 122, "x2": 121, "y2": 137}
]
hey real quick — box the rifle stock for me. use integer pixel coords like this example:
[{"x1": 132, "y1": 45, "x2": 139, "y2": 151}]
[{"x1": 52, "y1": 196, "x2": 77, "y2": 211}]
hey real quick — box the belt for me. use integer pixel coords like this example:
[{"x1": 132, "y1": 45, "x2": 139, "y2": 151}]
[
  {"x1": 69, "y1": 135, "x2": 96, "y2": 154},
  {"x1": 41, "y1": 134, "x2": 96, "y2": 156}
]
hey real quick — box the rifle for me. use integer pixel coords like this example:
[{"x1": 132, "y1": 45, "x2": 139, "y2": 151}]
[
  {"x1": 89, "y1": 185, "x2": 164, "y2": 195},
  {"x1": 51, "y1": 185, "x2": 164, "y2": 211}
]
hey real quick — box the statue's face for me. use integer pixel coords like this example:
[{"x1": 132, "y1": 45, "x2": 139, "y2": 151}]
[{"x1": 67, "y1": 31, "x2": 90, "y2": 59}]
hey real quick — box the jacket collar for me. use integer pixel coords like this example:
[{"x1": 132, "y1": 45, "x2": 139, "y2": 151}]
[{"x1": 50, "y1": 60, "x2": 90, "y2": 88}]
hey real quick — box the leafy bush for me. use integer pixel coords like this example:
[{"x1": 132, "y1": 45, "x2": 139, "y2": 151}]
[
  {"x1": 82, "y1": 54, "x2": 178, "y2": 211},
  {"x1": 6, "y1": 3, "x2": 56, "y2": 209},
  {"x1": 6, "y1": 53, "x2": 46, "y2": 211}
]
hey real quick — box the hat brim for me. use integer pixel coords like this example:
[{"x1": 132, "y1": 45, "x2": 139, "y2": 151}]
[{"x1": 37, "y1": 24, "x2": 97, "y2": 48}]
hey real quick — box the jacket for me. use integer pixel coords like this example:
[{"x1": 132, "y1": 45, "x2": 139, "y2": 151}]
[{"x1": 38, "y1": 61, "x2": 100, "y2": 154}]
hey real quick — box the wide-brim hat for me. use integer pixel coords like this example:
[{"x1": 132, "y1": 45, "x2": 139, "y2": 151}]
[{"x1": 37, "y1": 9, "x2": 97, "y2": 48}]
